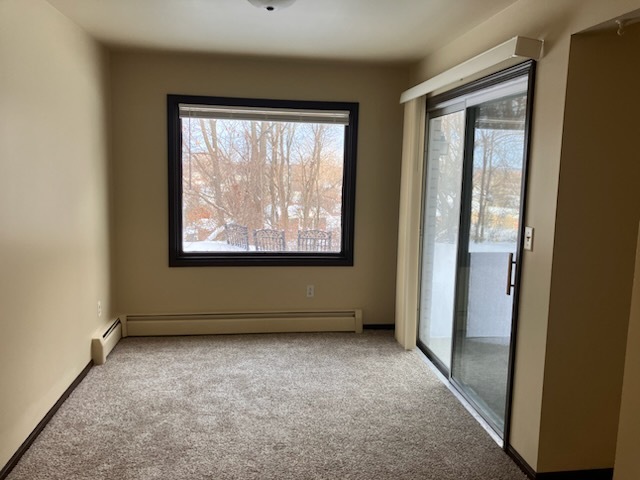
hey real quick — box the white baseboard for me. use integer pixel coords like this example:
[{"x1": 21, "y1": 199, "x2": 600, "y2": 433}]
[
  {"x1": 122, "y1": 309, "x2": 363, "y2": 337},
  {"x1": 91, "y1": 319, "x2": 122, "y2": 365}
]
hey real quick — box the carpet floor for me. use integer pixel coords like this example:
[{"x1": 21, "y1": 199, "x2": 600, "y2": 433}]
[{"x1": 7, "y1": 331, "x2": 527, "y2": 479}]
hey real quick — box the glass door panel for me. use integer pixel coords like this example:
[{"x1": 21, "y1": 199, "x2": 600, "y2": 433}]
[
  {"x1": 451, "y1": 93, "x2": 527, "y2": 434},
  {"x1": 418, "y1": 109, "x2": 465, "y2": 370}
]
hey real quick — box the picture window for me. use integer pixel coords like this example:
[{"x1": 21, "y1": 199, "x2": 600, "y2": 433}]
[{"x1": 167, "y1": 95, "x2": 358, "y2": 266}]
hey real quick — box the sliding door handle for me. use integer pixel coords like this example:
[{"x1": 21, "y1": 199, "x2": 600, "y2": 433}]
[{"x1": 506, "y1": 252, "x2": 516, "y2": 296}]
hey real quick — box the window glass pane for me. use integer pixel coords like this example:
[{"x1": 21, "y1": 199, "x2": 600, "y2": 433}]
[
  {"x1": 181, "y1": 118, "x2": 344, "y2": 254},
  {"x1": 419, "y1": 110, "x2": 465, "y2": 370}
]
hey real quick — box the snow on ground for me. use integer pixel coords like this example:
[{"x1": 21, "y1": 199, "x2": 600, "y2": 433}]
[{"x1": 183, "y1": 241, "x2": 253, "y2": 252}]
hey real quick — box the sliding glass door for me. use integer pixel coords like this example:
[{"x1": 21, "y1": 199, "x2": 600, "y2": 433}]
[
  {"x1": 418, "y1": 108, "x2": 465, "y2": 371},
  {"x1": 451, "y1": 91, "x2": 527, "y2": 434},
  {"x1": 418, "y1": 62, "x2": 534, "y2": 440}
]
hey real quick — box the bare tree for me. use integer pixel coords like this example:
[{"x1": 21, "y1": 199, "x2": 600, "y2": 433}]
[
  {"x1": 433, "y1": 112, "x2": 464, "y2": 243},
  {"x1": 182, "y1": 118, "x2": 344, "y2": 246}
]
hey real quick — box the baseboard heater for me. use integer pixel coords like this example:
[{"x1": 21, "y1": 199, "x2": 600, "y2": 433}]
[
  {"x1": 91, "y1": 318, "x2": 123, "y2": 365},
  {"x1": 122, "y1": 309, "x2": 363, "y2": 337}
]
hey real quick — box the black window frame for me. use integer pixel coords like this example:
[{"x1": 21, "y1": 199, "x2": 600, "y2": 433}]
[{"x1": 167, "y1": 94, "x2": 359, "y2": 267}]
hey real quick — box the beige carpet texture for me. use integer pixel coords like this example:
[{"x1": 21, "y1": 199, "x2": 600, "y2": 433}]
[{"x1": 7, "y1": 331, "x2": 527, "y2": 479}]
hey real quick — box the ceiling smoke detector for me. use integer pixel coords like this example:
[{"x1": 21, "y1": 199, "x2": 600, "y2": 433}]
[{"x1": 247, "y1": 0, "x2": 296, "y2": 12}]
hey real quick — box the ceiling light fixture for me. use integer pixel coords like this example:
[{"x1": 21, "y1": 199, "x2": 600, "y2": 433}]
[{"x1": 247, "y1": 0, "x2": 296, "y2": 12}]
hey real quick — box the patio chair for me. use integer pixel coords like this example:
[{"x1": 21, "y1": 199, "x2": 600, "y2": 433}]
[
  {"x1": 253, "y1": 229, "x2": 286, "y2": 251},
  {"x1": 225, "y1": 223, "x2": 249, "y2": 250},
  {"x1": 297, "y1": 230, "x2": 332, "y2": 252}
]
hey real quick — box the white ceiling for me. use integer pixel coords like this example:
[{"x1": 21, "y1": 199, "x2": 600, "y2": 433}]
[{"x1": 47, "y1": 0, "x2": 520, "y2": 62}]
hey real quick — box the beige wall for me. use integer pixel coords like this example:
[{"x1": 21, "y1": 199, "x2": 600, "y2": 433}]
[
  {"x1": 614, "y1": 224, "x2": 640, "y2": 480},
  {"x1": 0, "y1": 0, "x2": 112, "y2": 469},
  {"x1": 110, "y1": 51, "x2": 408, "y2": 324},
  {"x1": 394, "y1": 98, "x2": 425, "y2": 349},
  {"x1": 3, "y1": 0, "x2": 638, "y2": 473},
  {"x1": 540, "y1": 24, "x2": 640, "y2": 471},
  {"x1": 404, "y1": 0, "x2": 640, "y2": 471}
]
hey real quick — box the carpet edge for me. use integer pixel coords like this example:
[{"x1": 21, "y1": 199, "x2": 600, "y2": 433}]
[{"x1": 0, "y1": 361, "x2": 93, "y2": 480}]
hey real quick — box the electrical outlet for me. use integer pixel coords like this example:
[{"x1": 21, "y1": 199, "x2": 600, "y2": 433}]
[
  {"x1": 306, "y1": 285, "x2": 315, "y2": 298},
  {"x1": 97, "y1": 301, "x2": 103, "y2": 318}
]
